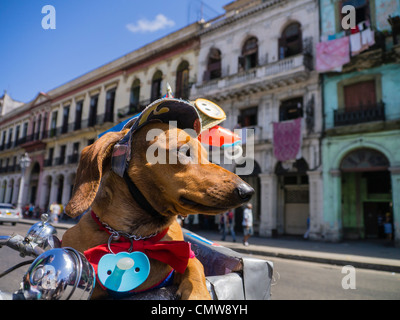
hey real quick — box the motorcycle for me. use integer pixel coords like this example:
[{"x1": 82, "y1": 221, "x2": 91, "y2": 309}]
[{"x1": 0, "y1": 214, "x2": 273, "y2": 300}]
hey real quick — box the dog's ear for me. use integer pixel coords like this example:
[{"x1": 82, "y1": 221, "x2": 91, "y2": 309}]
[{"x1": 65, "y1": 130, "x2": 128, "y2": 217}]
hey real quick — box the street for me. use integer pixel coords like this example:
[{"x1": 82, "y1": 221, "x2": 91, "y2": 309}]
[
  {"x1": 0, "y1": 223, "x2": 399, "y2": 300},
  {"x1": 263, "y1": 255, "x2": 400, "y2": 300}
]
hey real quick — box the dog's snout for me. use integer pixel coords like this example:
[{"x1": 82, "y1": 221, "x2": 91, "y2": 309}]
[{"x1": 235, "y1": 183, "x2": 255, "y2": 202}]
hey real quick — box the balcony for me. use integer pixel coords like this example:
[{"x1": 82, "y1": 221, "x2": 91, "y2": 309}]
[
  {"x1": 193, "y1": 53, "x2": 311, "y2": 99},
  {"x1": 334, "y1": 102, "x2": 385, "y2": 127},
  {"x1": 44, "y1": 114, "x2": 108, "y2": 140},
  {"x1": 118, "y1": 101, "x2": 150, "y2": 119}
]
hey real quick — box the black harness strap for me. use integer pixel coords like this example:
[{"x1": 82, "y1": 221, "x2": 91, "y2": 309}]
[{"x1": 122, "y1": 170, "x2": 163, "y2": 220}]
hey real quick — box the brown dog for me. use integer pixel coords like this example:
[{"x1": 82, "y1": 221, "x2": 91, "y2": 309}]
[{"x1": 62, "y1": 122, "x2": 254, "y2": 300}]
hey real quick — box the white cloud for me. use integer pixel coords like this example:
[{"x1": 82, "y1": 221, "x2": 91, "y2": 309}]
[{"x1": 126, "y1": 14, "x2": 175, "y2": 33}]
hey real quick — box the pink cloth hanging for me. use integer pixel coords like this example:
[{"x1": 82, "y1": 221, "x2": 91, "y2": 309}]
[
  {"x1": 273, "y1": 118, "x2": 302, "y2": 162},
  {"x1": 316, "y1": 36, "x2": 350, "y2": 72}
]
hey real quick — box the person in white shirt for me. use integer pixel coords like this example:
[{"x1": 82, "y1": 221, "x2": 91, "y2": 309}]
[
  {"x1": 242, "y1": 203, "x2": 253, "y2": 246},
  {"x1": 49, "y1": 202, "x2": 61, "y2": 223}
]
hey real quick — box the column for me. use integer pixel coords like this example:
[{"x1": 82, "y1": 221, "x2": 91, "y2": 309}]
[
  {"x1": 0, "y1": 181, "x2": 5, "y2": 202},
  {"x1": 4, "y1": 180, "x2": 12, "y2": 203},
  {"x1": 61, "y1": 174, "x2": 71, "y2": 206},
  {"x1": 389, "y1": 166, "x2": 400, "y2": 247},
  {"x1": 258, "y1": 172, "x2": 278, "y2": 237},
  {"x1": 39, "y1": 176, "x2": 50, "y2": 210},
  {"x1": 12, "y1": 178, "x2": 20, "y2": 205},
  {"x1": 307, "y1": 170, "x2": 323, "y2": 240},
  {"x1": 323, "y1": 169, "x2": 342, "y2": 242},
  {"x1": 48, "y1": 175, "x2": 58, "y2": 205}
]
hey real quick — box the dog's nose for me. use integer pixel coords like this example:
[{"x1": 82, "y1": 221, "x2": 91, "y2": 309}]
[{"x1": 235, "y1": 183, "x2": 255, "y2": 202}]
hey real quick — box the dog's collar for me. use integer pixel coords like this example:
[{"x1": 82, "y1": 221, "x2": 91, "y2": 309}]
[{"x1": 90, "y1": 210, "x2": 166, "y2": 242}]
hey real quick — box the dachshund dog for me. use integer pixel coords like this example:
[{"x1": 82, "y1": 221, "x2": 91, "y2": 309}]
[{"x1": 62, "y1": 119, "x2": 254, "y2": 300}]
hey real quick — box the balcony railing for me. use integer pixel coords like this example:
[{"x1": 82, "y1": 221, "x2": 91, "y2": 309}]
[
  {"x1": 43, "y1": 153, "x2": 79, "y2": 168},
  {"x1": 194, "y1": 53, "x2": 309, "y2": 96},
  {"x1": 334, "y1": 102, "x2": 385, "y2": 127},
  {"x1": 118, "y1": 102, "x2": 150, "y2": 119}
]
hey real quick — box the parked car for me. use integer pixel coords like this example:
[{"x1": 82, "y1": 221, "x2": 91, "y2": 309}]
[{"x1": 0, "y1": 203, "x2": 20, "y2": 225}]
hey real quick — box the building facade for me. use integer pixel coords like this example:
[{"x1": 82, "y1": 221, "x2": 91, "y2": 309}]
[
  {"x1": 319, "y1": 0, "x2": 400, "y2": 245},
  {"x1": 0, "y1": 22, "x2": 201, "y2": 213},
  {"x1": 192, "y1": 0, "x2": 323, "y2": 238}
]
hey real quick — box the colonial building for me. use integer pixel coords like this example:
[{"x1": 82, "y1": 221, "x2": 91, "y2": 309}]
[
  {"x1": 318, "y1": 0, "x2": 400, "y2": 245},
  {"x1": 191, "y1": 0, "x2": 323, "y2": 237},
  {"x1": 0, "y1": 22, "x2": 201, "y2": 213}
]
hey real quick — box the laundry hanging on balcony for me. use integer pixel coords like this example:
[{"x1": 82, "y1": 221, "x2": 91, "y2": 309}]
[
  {"x1": 316, "y1": 36, "x2": 350, "y2": 72},
  {"x1": 272, "y1": 118, "x2": 302, "y2": 162}
]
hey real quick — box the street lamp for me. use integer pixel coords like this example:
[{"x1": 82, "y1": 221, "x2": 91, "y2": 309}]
[{"x1": 16, "y1": 152, "x2": 31, "y2": 216}]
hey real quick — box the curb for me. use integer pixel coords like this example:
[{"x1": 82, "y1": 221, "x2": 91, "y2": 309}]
[{"x1": 230, "y1": 246, "x2": 400, "y2": 274}]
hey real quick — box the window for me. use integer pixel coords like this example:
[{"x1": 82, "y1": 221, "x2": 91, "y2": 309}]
[
  {"x1": 47, "y1": 148, "x2": 54, "y2": 166},
  {"x1": 279, "y1": 97, "x2": 303, "y2": 121},
  {"x1": 204, "y1": 48, "x2": 222, "y2": 81},
  {"x1": 175, "y1": 61, "x2": 190, "y2": 100},
  {"x1": 23, "y1": 122, "x2": 28, "y2": 138},
  {"x1": 279, "y1": 23, "x2": 302, "y2": 59},
  {"x1": 50, "y1": 111, "x2": 58, "y2": 137},
  {"x1": 151, "y1": 71, "x2": 163, "y2": 101},
  {"x1": 238, "y1": 107, "x2": 258, "y2": 127},
  {"x1": 7, "y1": 128, "x2": 13, "y2": 149},
  {"x1": 130, "y1": 79, "x2": 141, "y2": 114},
  {"x1": 74, "y1": 100, "x2": 83, "y2": 130},
  {"x1": 15, "y1": 125, "x2": 20, "y2": 145},
  {"x1": 70, "y1": 142, "x2": 80, "y2": 164},
  {"x1": 104, "y1": 89, "x2": 116, "y2": 123},
  {"x1": 1, "y1": 131, "x2": 6, "y2": 150},
  {"x1": 35, "y1": 115, "x2": 42, "y2": 140},
  {"x1": 62, "y1": 105, "x2": 70, "y2": 134},
  {"x1": 343, "y1": 80, "x2": 376, "y2": 110},
  {"x1": 89, "y1": 95, "x2": 98, "y2": 127},
  {"x1": 58, "y1": 145, "x2": 66, "y2": 165},
  {"x1": 42, "y1": 113, "x2": 48, "y2": 139},
  {"x1": 239, "y1": 37, "x2": 258, "y2": 71}
]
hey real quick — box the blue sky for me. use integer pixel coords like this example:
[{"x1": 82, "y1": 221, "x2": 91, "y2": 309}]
[{"x1": 0, "y1": 0, "x2": 230, "y2": 102}]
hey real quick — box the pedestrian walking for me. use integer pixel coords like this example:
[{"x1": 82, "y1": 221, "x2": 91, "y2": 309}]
[
  {"x1": 384, "y1": 212, "x2": 393, "y2": 243},
  {"x1": 303, "y1": 216, "x2": 310, "y2": 239},
  {"x1": 221, "y1": 210, "x2": 236, "y2": 242},
  {"x1": 242, "y1": 203, "x2": 253, "y2": 246},
  {"x1": 49, "y1": 202, "x2": 61, "y2": 224}
]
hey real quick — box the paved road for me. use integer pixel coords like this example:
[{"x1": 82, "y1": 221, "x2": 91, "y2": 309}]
[{"x1": 253, "y1": 254, "x2": 400, "y2": 300}]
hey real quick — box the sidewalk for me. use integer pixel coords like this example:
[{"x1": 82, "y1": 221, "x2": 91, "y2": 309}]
[{"x1": 19, "y1": 218, "x2": 400, "y2": 273}]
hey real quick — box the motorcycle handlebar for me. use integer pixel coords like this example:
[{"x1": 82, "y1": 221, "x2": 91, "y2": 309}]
[{"x1": 0, "y1": 234, "x2": 45, "y2": 258}]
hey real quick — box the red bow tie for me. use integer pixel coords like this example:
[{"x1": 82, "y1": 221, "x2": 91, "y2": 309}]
[
  {"x1": 84, "y1": 238, "x2": 192, "y2": 275},
  {"x1": 85, "y1": 211, "x2": 193, "y2": 275}
]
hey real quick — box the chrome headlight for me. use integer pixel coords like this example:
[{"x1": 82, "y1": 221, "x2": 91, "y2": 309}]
[{"x1": 22, "y1": 248, "x2": 95, "y2": 300}]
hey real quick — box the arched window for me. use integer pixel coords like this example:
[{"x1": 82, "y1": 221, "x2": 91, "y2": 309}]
[
  {"x1": 239, "y1": 37, "x2": 258, "y2": 71},
  {"x1": 130, "y1": 78, "x2": 141, "y2": 114},
  {"x1": 204, "y1": 48, "x2": 221, "y2": 81},
  {"x1": 175, "y1": 61, "x2": 189, "y2": 100},
  {"x1": 279, "y1": 23, "x2": 302, "y2": 59},
  {"x1": 151, "y1": 71, "x2": 163, "y2": 101}
]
